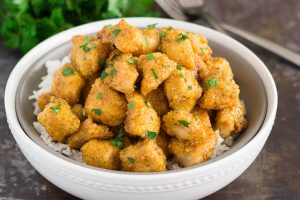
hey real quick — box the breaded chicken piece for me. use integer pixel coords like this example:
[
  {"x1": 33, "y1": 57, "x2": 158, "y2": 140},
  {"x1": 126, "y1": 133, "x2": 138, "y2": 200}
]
[
  {"x1": 215, "y1": 99, "x2": 247, "y2": 138},
  {"x1": 120, "y1": 140, "x2": 166, "y2": 172},
  {"x1": 103, "y1": 53, "x2": 139, "y2": 94},
  {"x1": 71, "y1": 35, "x2": 111, "y2": 78},
  {"x1": 156, "y1": 130, "x2": 170, "y2": 157},
  {"x1": 37, "y1": 97, "x2": 80, "y2": 142},
  {"x1": 187, "y1": 32, "x2": 212, "y2": 61},
  {"x1": 85, "y1": 79, "x2": 127, "y2": 126},
  {"x1": 141, "y1": 29, "x2": 160, "y2": 54},
  {"x1": 162, "y1": 110, "x2": 210, "y2": 142},
  {"x1": 161, "y1": 28, "x2": 204, "y2": 69},
  {"x1": 169, "y1": 129, "x2": 217, "y2": 167},
  {"x1": 51, "y1": 63, "x2": 85, "y2": 106},
  {"x1": 81, "y1": 139, "x2": 121, "y2": 170},
  {"x1": 71, "y1": 104, "x2": 85, "y2": 122},
  {"x1": 138, "y1": 52, "x2": 177, "y2": 95},
  {"x1": 124, "y1": 92, "x2": 160, "y2": 138},
  {"x1": 67, "y1": 118, "x2": 113, "y2": 149},
  {"x1": 164, "y1": 67, "x2": 202, "y2": 111},
  {"x1": 37, "y1": 92, "x2": 52, "y2": 111},
  {"x1": 146, "y1": 86, "x2": 169, "y2": 116},
  {"x1": 81, "y1": 73, "x2": 99, "y2": 103}
]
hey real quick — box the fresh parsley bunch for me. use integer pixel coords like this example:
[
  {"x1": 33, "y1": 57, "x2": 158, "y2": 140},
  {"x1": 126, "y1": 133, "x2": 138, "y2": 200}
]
[{"x1": 0, "y1": 0, "x2": 158, "y2": 53}]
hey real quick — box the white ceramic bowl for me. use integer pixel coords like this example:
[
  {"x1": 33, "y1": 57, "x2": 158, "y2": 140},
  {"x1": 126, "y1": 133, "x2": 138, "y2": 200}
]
[{"x1": 5, "y1": 18, "x2": 277, "y2": 200}]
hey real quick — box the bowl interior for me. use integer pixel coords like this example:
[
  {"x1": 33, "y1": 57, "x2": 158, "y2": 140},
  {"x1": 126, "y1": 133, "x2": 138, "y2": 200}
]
[{"x1": 15, "y1": 20, "x2": 267, "y2": 172}]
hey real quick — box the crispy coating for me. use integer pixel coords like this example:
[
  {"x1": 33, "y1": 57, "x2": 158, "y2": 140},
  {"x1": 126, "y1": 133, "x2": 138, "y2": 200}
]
[
  {"x1": 81, "y1": 73, "x2": 99, "y2": 103},
  {"x1": 120, "y1": 140, "x2": 166, "y2": 172},
  {"x1": 124, "y1": 92, "x2": 160, "y2": 138},
  {"x1": 162, "y1": 109, "x2": 211, "y2": 142},
  {"x1": 71, "y1": 35, "x2": 111, "y2": 78},
  {"x1": 137, "y1": 52, "x2": 177, "y2": 96},
  {"x1": 85, "y1": 79, "x2": 127, "y2": 126},
  {"x1": 71, "y1": 104, "x2": 85, "y2": 122},
  {"x1": 37, "y1": 97, "x2": 80, "y2": 142},
  {"x1": 51, "y1": 63, "x2": 85, "y2": 106},
  {"x1": 37, "y1": 92, "x2": 52, "y2": 111},
  {"x1": 67, "y1": 118, "x2": 113, "y2": 149},
  {"x1": 169, "y1": 129, "x2": 217, "y2": 167},
  {"x1": 161, "y1": 28, "x2": 203, "y2": 69},
  {"x1": 187, "y1": 32, "x2": 212, "y2": 61},
  {"x1": 103, "y1": 53, "x2": 139, "y2": 94},
  {"x1": 164, "y1": 67, "x2": 202, "y2": 111},
  {"x1": 215, "y1": 99, "x2": 247, "y2": 138},
  {"x1": 146, "y1": 86, "x2": 169, "y2": 116},
  {"x1": 141, "y1": 29, "x2": 160, "y2": 54},
  {"x1": 156, "y1": 130, "x2": 170, "y2": 157},
  {"x1": 81, "y1": 139, "x2": 121, "y2": 170}
]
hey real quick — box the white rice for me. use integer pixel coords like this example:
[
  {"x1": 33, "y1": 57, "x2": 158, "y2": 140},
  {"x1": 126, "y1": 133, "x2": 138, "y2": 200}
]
[{"x1": 30, "y1": 57, "x2": 232, "y2": 170}]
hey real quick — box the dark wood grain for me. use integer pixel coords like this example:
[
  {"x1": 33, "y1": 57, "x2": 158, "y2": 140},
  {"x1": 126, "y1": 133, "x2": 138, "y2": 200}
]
[{"x1": 0, "y1": 0, "x2": 299, "y2": 199}]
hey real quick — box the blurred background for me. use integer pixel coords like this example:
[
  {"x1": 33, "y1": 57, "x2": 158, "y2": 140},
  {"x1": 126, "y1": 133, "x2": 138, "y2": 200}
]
[{"x1": 0, "y1": 0, "x2": 299, "y2": 199}]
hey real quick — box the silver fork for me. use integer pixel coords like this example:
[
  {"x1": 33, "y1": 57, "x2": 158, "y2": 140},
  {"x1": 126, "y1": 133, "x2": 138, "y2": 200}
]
[{"x1": 155, "y1": 0, "x2": 300, "y2": 67}]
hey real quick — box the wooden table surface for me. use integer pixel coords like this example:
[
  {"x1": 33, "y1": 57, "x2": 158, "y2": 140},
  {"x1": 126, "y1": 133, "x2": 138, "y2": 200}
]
[{"x1": 0, "y1": 0, "x2": 299, "y2": 199}]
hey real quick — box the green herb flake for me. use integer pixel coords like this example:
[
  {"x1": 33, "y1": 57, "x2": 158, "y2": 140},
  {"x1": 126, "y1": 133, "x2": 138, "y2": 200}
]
[
  {"x1": 127, "y1": 58, "x2": 137, "y2": 64},
  {"x1": 199, "y1": 47, "x2": 208, "y2": 54},
  {"x1": 100, "y1": 71, "x2": 109, "y2": 80},
  {"x1": 167, "y1": 26, "x2": 174, "y2": 31},
  {"x1": 50, "y1": 104, "x2": 61, "y2": 113},
  {"x1": 147, "y1": 23, "x2": 157, "y2": 29},
  {"x1": 188, "y1": 85, "x2": 192, "y2": 90},
  {"x1": 105, "y1": 24, "x2": 112, "y2": 29},
  {"x1": 80, "y1": 37, "x2": 95, "y2": 52},
  {"x1": 92, "y1": 108, "x2": 102, "y2": 115},
  {"x1": 128, "y1": 101, "x2": 135, "y2": 109},
  {"x1": 146, "y1": 131, "x2": 157, "y2": 140},
  {"x1": 176, "y1": 33, "x2": 189, "y2": 42},
  {"x1": 180, "y1": 73, "x2": 184, "y2": 78},
  {"x1": 104, "y1": 63, "x2": 112, "y2": 69},
  {"x1": 111, "y1": 128, "x2": 125, "y2": 149},
  {"x1": 146, "y1": 101, "x2": 152, "y2": 107},
  {"x1": 110, "y1": 69, "x2": 117, "y2": 75},
  {"x1": 83, "y1": 37, "x2": 90, "y2": 44},
  {"x1": 178, "y1": 120, "x2": 190, "y2": 127},
  {"x1": 176, "y1": 65, "x2": 182, "y2": 70},
  {"x1": 112, "y1": 29, "x2": 121, "y2": 37},
  {"x1": 111, "y1": 54, "x2": 118, "y2": 61},
  {"x1": 99, "y1": 57, "x2": 105, "y2": 67},
  {"x1": 151, "y1": 68, "x2": 158, "y2": 79},
  {"x1": 96, "y1": 92, "x2": 103, "y2": 99},
  {"x1": 145, "y1": 37, "x2": 149, "y2": 47},
  {"x1": 204, "y1": 78, "x2": 219, "y2": 88},
  {"x1": 147, "y1": 53, "x2": 155, "y2": 60},
  {"x1": 127, "y1": 157, "x2": 136, "y2": 164},
  {"x1": 159, "y1": 30, "x2": 166, "y2": 38},
  {"x1": 62, "y1": 68, "x2": 75, "y2": 76}
]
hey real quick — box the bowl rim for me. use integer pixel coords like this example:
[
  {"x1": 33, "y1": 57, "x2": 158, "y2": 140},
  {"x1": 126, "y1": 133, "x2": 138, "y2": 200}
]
[{"x1": 5, "y1": 17, "x2": 278, "y2": 178}]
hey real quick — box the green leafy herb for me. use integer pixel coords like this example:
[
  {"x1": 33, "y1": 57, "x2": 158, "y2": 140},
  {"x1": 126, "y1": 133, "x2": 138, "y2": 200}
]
[
  {"x1": 62, "y1": 68, "x2": 74, "y2": 76},
  {"x1": 128, "y1": 101, "x2": 135, "y2": 109},
  {"x1": 99, "y1": 57, "x2": 105, "y2": 67},
  {"x1": 146, "y1": 131, "x2": 157, "y2": 139},
  {"x1": 50, "y1": 104, "x2": 61, "y2": 113},
  {"x1": 146, "y1": 101, "x2": 152, "y2": 107},
  {"x1": 188, "y1": 85, "x2": 192, "y2": 90},
  {"x1": 111, "y1": 128, "x2": 125, "y2": 149},
  {"x1": 167, "y1": 26, "x2": 174, "y2": 31},
  {"x1": 111, "y1": 54, "x2": 118, "y2": 61},
  {"x1": 105, "y1": 24, "x2": 112, "y2": 29},
  {"x1": 127, "y1": 58, "x2": 137, "y2": 64},
  {"x1": 96, "y1": 92, "x2": 103, "y2": 99},
  {"x1": 147, "y1": 23, "x2": 157, "y2": 29},
  {"x1": 204, "y1": 78, "x2": 218, "y2": 88},
  {"x1": 199, "y1": 47, "x2": 208, "y2": 54},
  {"x1": 92, "y1": 108, "x2": 102, "y2": 115},
  {"x1": 112, "y1": 29, "x2": 121, "y2": 37},
  {"x1": 151, "y1": 68, "x2": 158, "y2": 79},
  {"x1": 176, "y1": 65, "x2": 182, "y2": 70},
  {"x1": 110, "y1": 69, "x2": 117, "y2": 75},
  {"x1": 147, "y1": 53, "x2": 155, "y2": 60},
  {"x1": 127, "y1": 157, "x2": 136, "y2": 164},
  {"x1": 105, "y1": 63, "x2": 112, "y2": 69},
  {"x1": 176, "y1": 33, "x2": 188, "y2": 42},
  {"x1": 159, "y1": 30, "x2": 166, "y2": 38},
  {"x1": 80, "y1": 37, "x2": 95, "y2": 52},
  {"x1": 180, "y1": 73, "x2": 184, "y2": 78},
  {"x1": 145, "y1": 37, "x2": 149, "y2": 47},
  {"x1": 100, "y1": 71, "x2": 109, "y2": 80},
  {"x1": 178, "y1": 120, "x2": 190, "y2": 127}
]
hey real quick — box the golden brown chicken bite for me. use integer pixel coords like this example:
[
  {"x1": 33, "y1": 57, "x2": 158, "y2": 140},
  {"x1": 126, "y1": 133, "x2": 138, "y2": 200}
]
[
  {"x1": 124, "y1": 92, "x2": 160, "y2": 138},
  {"x1": 71, "y1": 35, "x2": 111, "y2": 78},
  {"x1": 120, "y1": 140, "x2": 166, "y2": 172},
  {"x1": 156, "y1": 131, "x2": 170, "y2": 157},
  {"x1": 71, "y1": 104, "x2": 85, "y2": 122},
  {"x1": 141, "y1": 29, "x2": 160, "y2": 54},
  {"x1": 85, "y1": 79, "x2": 127, "y2": 126},
  {"x1": 37, "y1": 92, "x2": 52, "y2": 111},
  {"x1": 51, "y1": 63, "x2": 85, "y2": 106},
  {"x1": 146, "y1": 86, "x2": 169, "y2": 116},
  {"x1": 164, "y1": 67, "x2": 202, "y2": 111},
  {"x1": 137, "y1": 52, "x2": 177, "y2": 96},
  {"x1": 37, "y1": 97, "x2": 80, "y2": 142},
  {"x1": 102, "y1": 53, "x2": 139, "y2": 94},
  {"x1": 81, "y1": 139, "x2": 121, "y2": 170},
  {"x1": 187, "y1": 32, "x2": 212, "y2": 61},
  {"x1": 67, "y1": 118, "x2": 113, "y2": 149},
  {"x1": 215, "y1": 99, "x2": 247, "y2": 138}
]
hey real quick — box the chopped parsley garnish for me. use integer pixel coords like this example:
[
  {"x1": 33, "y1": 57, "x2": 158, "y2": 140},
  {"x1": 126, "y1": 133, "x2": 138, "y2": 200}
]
[
  {"x1": 188, "y1": 85, "x2": 192, "y2": 90},
  {"x1": 111, "y1": 54, "x2": 118, "y2": 61},
  {"x1": 96, "y1": 92, "x2": 103, "y2": 99},
  {"x1": 147, "y1": 53, "x2": 155, "y2": 60},
  {"x1": 151, "y1": 68, "x2": 158, "y2": 79},
  {"x1": 167, "y1": 26, "x2": 174, "y2": 31},
  {"x1": 100, "y1": 71, "x2": 109, "y2": 80},
  {"x1": 180, "y1": 73, "x2": 184, "y2": 78},
  {"x1": 62, "y1": 68, "x2": 74, "y2": 76},
  {"x1": 128, "y1": 101, "x2": 135, "y2": 109},
  {"x1": 92, "y1": 108, "x2": 102, "y2": 115},
  {"x1": 204, "y1": 78, "x2": 218, "y2": 88},
  {"x1": 104, "y1": 63, "x2": 112, "y2": 69},
  {"x1": 50, "y1": 104, "x2": 61, "y2": 113},
  {"x1": 146, "y1": 101, "x2": 152, "y2": 107},
  {"x1": 111, "y1": 128, "x2": 125, "y2": 149},
  {"x1": 110, "y1": 69, "x2": 117, "y2": 75},
  {"x1": 145, "y1": 37, "x2": 149, "y2": 47},
  {"x1": 178, "y1": 120, "x2": 190, "y2": 127},
  {"x1": 80, "y1": 37, "x2": 95, "y2": 52},
  {"x1": 199, "y1": 47, "x2": 208, "y2": 54},
  {"x1": 176, "y1": 33, "x2": 188, "y2": 42},
  {"x1": 105, "y1": 24, "x2": 112, "y2": 29},
  {"x1": 127, "y1": 157, "x2": 136, "y2": 164},
  {"x1": 176, "y1": 65, "x2": 182, "y2": 70},
  {"x1": 146, "y1": 131, "x2": 157, "y2": 140},
  {"x1": 99, "y1": 57, "x2": 105, "y2": 67},
  {"x1": 127, "y1": 58, "x2": 137, "y2": 64},
  {"x1": 159, "y1": 30, "x2": 166, "y2": 38},
  {"x1": 147, "y1": 23, "x2": 157, "y2": 29},
  {"x1": 112, "y1": 29, "x2": 121, "y2": 37}
]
